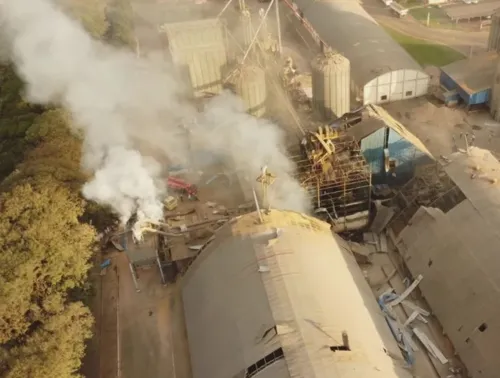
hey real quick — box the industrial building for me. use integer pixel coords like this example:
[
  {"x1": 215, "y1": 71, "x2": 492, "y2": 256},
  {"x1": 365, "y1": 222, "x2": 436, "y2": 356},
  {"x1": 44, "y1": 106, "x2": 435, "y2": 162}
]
[
  {"x1": 389, "y1": 147, "x2": 500, "y2": 378},
  {"x1": 291, "y1": 126, "x2": 373, "y2": 233},
  {"x1": 291, "y1": 0, "x2": 429, "y2": 105},
  {"x1": 341, "y1": 104, "x2": 434, "y2": 184},
  {"x1": 162, "y1": 19, "x2": 228, "y2": 98},
  {"x1": 181, "y1": 210, "x2": 413, "y2": 378},
  {"x1": 444, "y1": 2, "x2": 500, "y2": 23},
  {"x1": 439, "y1": 53, "x2": 497, "y2": 107}
]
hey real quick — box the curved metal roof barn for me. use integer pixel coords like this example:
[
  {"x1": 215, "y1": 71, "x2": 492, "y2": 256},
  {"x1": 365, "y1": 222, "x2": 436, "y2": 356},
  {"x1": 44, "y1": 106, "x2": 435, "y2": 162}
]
[
  {"x1": 293, "y1": 0, "x2": 429, "y2": 105},
  {"x1": 181, "y1": 210, "x2": 412, "y2": 378}
]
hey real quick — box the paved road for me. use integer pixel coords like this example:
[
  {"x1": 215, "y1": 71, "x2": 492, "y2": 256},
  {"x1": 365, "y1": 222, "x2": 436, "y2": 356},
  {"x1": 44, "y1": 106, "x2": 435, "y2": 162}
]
[{"x1": 362, "y1": 0, "x2": 488, "y2": 55}]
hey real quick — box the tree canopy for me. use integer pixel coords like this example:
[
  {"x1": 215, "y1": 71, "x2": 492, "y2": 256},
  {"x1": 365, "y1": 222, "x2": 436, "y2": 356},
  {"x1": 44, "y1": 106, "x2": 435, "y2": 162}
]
[
  {"x1": 106, "y1": 0, "x2": 136, "y2": 49},
  {"x1": 0, "y1": 87, "x2": 98, "y2": 378},
  {"x1": 0, "y1": 174, "x2": 96, "y2": 374},
  {"x1": 57, "y1": 0, "x2": 110, "y2": 39},
  {"x1": 0, "y1": 1, "x2": 129, "y2": 375}
]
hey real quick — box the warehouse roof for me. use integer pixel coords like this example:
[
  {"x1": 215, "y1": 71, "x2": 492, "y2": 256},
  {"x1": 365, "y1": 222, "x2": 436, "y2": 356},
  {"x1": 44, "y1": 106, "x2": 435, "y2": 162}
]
[
  {"x1": 444, "y1": 1, "x2": 500, "y2": 20},
  {"x1": 293, "y1": 0, "x2": 423, "y2": 86},
  {"x1": 397, "y1": 149, "x2": 500, "y2": 378},
  {"x1": 443, "y1": 147, "x2": 500, "y2": 220},
  {"x1": 441, "y1": 53, "x2": 497, "y2": 95},
  {"x1": 181, "y1": 210, "x2": 412, "y2": 378},
  {"x1": 345, "y1": 104, "x2": 434, "y2": 158}
]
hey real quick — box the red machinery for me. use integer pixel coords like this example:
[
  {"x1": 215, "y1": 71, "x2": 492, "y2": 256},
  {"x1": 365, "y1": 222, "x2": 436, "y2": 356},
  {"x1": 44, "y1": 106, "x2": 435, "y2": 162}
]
[{"x1": 167, "y1": 176, "x2": 198, "y2": 198}]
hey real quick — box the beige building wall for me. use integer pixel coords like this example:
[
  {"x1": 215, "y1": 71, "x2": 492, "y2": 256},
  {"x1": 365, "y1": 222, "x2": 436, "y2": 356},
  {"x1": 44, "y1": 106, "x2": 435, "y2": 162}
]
[{"x1": 399, "y1": 204, "x2": 500, "y2": 378}]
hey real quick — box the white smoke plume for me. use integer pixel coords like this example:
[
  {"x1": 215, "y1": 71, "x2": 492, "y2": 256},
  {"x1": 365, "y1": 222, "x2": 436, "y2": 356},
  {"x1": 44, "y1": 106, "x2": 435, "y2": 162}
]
[{"x1": 0, "y1": 0, "x2": 309, "y2": 226}]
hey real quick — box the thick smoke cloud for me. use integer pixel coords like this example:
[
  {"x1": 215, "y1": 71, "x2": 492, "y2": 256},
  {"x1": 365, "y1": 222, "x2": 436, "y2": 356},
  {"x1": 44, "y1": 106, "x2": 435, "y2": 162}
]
[{"x1": 0, "y1": 0, "x2": 309, "y2": 226}]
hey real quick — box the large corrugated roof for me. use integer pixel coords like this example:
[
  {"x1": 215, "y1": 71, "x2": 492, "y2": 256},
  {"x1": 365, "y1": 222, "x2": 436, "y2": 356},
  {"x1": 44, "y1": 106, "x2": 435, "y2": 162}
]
[
  {"x1": 441, "y1": 53, "x2": 497, "y2": 95},
  {"x1": 181, "y1": 210, "x2": 412, "y2": 378},
  {"x1": 293, "y1": 0, "x2": 423, "y2": 86},
  {"x1": 443, "y1": 147, "x2": 500, "y2": 225}
]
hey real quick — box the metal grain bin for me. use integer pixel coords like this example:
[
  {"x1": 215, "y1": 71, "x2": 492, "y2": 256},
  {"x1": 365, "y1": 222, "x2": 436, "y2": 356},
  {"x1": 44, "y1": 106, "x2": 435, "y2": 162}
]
[
  {"x1": 226, "y1": 63, "x2": 267, "y2": 117},
  {"x1": 163, "y1": 19, "x2": 228, "y2": 98},
  {"x1": 311, "y1": 51, "x2": 350, "y2": 120},
  {"x1": 488, "y1": 11, "x2": 500, "y2": 53}
]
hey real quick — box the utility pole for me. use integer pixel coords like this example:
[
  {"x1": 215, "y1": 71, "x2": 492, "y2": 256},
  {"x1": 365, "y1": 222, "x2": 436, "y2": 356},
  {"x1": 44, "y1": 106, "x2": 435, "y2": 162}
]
[{"x1": 275, "y1": 0, "x2": 283, "y2": 55}]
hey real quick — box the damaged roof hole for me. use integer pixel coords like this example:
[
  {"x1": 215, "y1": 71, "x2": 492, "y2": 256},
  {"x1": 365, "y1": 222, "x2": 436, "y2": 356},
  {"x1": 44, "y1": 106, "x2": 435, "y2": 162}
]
[
  {"x1": 330, "y1": 331, "x2": 350, "y2": 352},
  {"x1": 479, "y1": 323, "x2": 487, "y2": 332}
]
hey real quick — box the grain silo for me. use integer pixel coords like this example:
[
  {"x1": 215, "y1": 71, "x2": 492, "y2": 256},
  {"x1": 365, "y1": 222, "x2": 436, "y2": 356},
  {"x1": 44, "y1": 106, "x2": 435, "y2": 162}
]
[
  {"x1": 163, "y1": 19, "x2": 228, "y2": 98},
  {"x1": 490, "y1": 58, "x2": 500, "y2": 121},
  {"x1": 488, "y1": 11, "x2": 500, "y2": 52},
  {"x1": 181, "y1": 210, "x2": 413, "y2": 378},
  {"x1": 311, "y1": 50, "x2": 350, "y2": 119},
  {"x1": 225, "y1": 63, "x2": 267, "y2": 117}
]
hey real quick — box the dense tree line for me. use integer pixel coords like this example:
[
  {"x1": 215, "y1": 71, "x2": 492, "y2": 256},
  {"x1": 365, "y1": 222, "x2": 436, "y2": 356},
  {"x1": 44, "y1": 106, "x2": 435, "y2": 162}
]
[{"x1": 0, "y1": 1, "x2": 134, "y2": 376}]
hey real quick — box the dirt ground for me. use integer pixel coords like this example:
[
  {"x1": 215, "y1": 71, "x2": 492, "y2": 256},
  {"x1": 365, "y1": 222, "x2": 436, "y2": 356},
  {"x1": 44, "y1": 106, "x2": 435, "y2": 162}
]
[
  {"x1": 116, "y1": 252, "x2": 192, "y2": 378},
  {"x1": 383, "y1": 96, "x2": 500, "y2": 159}
]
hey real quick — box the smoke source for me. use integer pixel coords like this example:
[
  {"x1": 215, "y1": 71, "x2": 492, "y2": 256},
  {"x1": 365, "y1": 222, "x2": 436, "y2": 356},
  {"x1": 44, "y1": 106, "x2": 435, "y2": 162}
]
[{"x1": 0, "y1": 0, "x2": 309, "y2": 226}]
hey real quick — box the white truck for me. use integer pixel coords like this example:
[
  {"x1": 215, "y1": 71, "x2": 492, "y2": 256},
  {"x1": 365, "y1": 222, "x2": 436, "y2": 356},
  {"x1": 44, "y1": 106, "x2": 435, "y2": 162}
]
[{"x1": 390, "y1": 2, "x2": 409, "y2": 17}]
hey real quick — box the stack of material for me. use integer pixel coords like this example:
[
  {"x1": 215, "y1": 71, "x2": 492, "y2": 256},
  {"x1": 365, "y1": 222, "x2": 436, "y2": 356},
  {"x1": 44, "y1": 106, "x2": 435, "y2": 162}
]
[{"x1": 377, "y1": 275, "x2": 449, "y2": 368}]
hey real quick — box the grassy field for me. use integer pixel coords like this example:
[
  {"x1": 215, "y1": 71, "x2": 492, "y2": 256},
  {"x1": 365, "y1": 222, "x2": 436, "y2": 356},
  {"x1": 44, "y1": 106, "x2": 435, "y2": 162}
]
[
  {"x1": 384, "y1": 27, "x2": 465, "y2": 66},
  {"x1": 409, "y1": 6, "x2": 454, "y2": 29}
]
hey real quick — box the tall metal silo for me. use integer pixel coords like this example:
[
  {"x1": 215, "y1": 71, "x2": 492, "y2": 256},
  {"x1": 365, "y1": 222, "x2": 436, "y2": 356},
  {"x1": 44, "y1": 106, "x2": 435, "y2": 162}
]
[
  {"x1": 226, "y1": 64, "x2": 267, "y2": 117},
  {"x1": 311, "y1": 50, "x2": 350, "y2": 120},
  {"x1": 490, "y1": 59, "x2": 500, "y2": 121},
  {"x1": 163, "y1": 19, "x2": 228, "y2": 98},
  {"x1": 488, "y1": 11, "x2": 500, "y2": 52}
]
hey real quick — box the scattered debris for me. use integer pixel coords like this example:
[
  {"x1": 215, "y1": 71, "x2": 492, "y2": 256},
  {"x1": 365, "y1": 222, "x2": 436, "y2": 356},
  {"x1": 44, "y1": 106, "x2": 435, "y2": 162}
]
[
  {"x1": 370, "y1": 201, "x2": 395, "y2": 234},
  {"x1": 258, "y1": 265, "x2": 270, "y2": 273},
  {"x1": 388, "y1": 274, "x2": 423, "y2": 307},
  {"x1": 111, "y1": 239, "x2": 124, "y2": 252},
  {"x1": 379, "y1": 232, "x2": 388, "y2": 253},
  {"x1": 401, "y1": 300, "x2": 431, "y2": 317},
  {"x1": 413, "y1": 327, "x2": 448, "y2": 364},
  {"x1": 100, "y1": 259, "x2": 111, "y2": 269},
  {"x1": 403, "y1": 311, "x2": 419, "y2": 328}
]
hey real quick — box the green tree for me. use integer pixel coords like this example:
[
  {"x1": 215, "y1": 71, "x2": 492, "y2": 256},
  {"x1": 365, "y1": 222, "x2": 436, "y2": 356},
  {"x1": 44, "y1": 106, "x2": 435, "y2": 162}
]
[
  {"x1": 0, "y1": 302, "x2": 93, "y2": 378},
  {"x1": 0, "y1": 66, "x2": 45, "y2": 179},
  {"x1": 1, "y1": 110, "x2": 86, "y2": 191},
  {"x1": 57, "y1": 0, "x2": 110, "y2": 39},
  {"x1": 0, "y1": 175, "x2": 95, "y2": 345},
  {"x1": 106, "y1": 0, "x2": 136, "y2": 49}
]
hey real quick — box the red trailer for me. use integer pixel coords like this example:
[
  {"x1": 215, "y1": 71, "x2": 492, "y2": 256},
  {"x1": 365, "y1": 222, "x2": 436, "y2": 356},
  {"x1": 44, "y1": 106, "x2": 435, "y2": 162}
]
[{"x1": 167, "y1": 176, "x2": 198, "y2": 198}]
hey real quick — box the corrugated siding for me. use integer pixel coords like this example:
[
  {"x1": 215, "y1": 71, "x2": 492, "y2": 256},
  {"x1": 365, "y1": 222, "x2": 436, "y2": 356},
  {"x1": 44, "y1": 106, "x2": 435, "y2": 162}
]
[
  {"x1": 182, "y1": 236, "x2": 280, "y2": 378},
  {"x1": 388, "y1": 129, "x2": 429, "y2": 182},
  {"x1": 469, "y1": 89, "x2": 490, "y2": 105},
  {"x1": 440, "y1": 71, "x2": 457, "y2": 91},
  {"x1": 165, "y1": 20, "x2": 227, "y2": 97},
  {"x1": 440, "y1": 70, "x2": 490, "y2": 105},
  {"x1": 182, "y1": 211, "x2": 412, "y2": 378},
  {"x1": 360, "y1": 128, "x2": 385, "y2": 178}
]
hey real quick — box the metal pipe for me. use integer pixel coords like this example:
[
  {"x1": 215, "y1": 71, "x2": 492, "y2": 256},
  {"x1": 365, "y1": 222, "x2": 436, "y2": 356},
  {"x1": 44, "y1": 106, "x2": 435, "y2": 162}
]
[
  {"x1": 275, "y1": 0, "x2": 282, "y2": 55},
  {"x1": 217, "y1": 0, "x2": 235, "y2": 19},
  {"x1": 129, "y1": 263, "x2": 140, "y2": 293},
  {"x1": 242, "y1": 0, "x2": 275, "y2": 63},
  {"x1": 253, "y1": 187, "x2": 264, "y2": 223}
]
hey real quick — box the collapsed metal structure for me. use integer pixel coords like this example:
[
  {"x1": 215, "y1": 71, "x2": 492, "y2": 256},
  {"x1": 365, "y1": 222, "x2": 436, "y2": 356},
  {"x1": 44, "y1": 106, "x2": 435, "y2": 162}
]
[{"x1": 290, "y1": 126, "x2": 372, "y2": 233}]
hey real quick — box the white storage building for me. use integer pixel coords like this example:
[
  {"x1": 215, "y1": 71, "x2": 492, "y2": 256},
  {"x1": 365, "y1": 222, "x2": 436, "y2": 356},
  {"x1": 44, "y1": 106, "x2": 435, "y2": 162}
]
[{"x1": 293, "y1": 0, "x2": 429, "y2": 105}]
